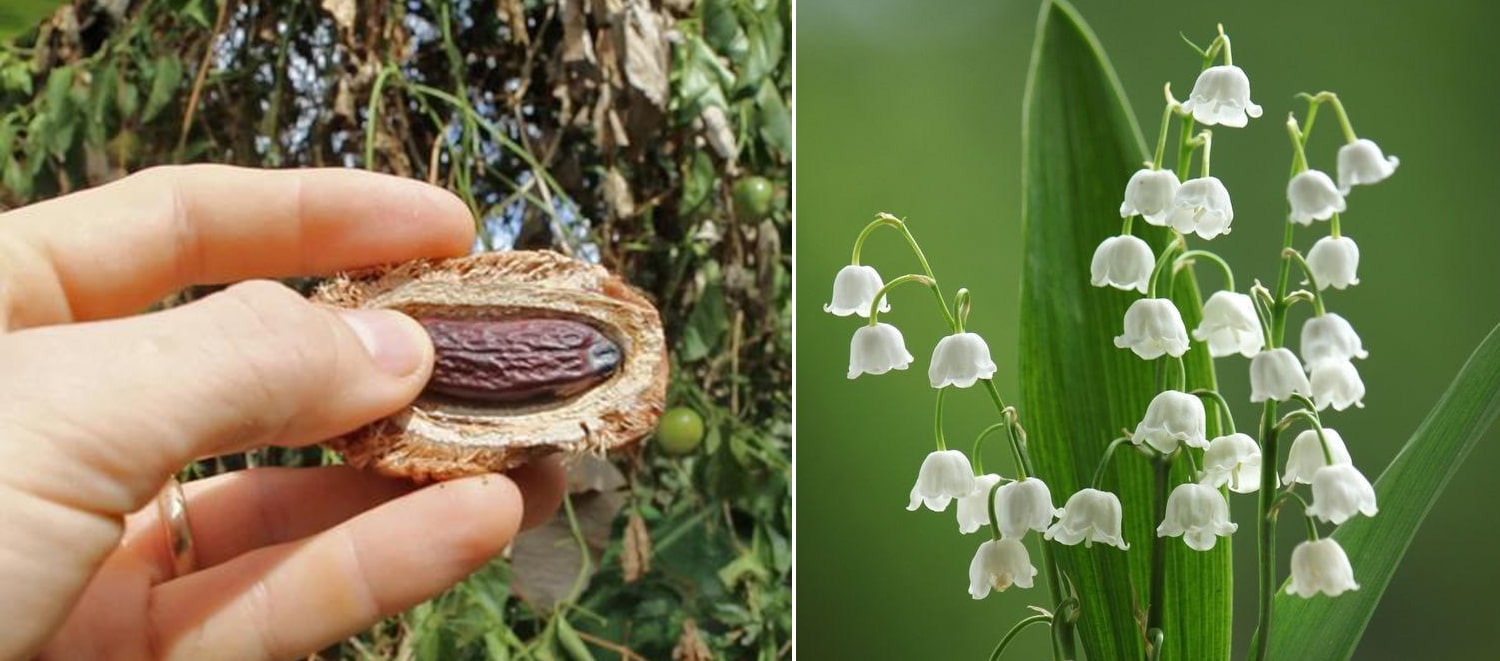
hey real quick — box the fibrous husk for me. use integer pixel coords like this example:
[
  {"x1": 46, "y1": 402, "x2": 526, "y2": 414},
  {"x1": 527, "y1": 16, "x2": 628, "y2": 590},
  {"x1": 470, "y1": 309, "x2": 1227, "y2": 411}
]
[{"x1": 313, "y1": 250, "x2": 668, "y2": 482}]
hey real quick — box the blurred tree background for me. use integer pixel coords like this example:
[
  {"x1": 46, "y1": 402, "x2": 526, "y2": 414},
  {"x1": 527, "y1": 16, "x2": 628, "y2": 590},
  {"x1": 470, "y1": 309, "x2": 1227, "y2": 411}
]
[{"x1": 0, "y1": 0, "x2": 790, "y2": 659}]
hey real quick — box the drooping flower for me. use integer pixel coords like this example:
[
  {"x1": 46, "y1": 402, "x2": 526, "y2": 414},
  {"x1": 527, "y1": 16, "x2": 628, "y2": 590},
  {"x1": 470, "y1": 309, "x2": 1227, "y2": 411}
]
[
  {"x1": 1310, "y1": 361, "x2": 1366, "y2": 411},
  {"x1": 1157, "y1": 482, "x2": 1238, "y2": 551},
  {"x1": 1306, "y1": 236, "x2": 1360, "y2": 290},
  {"x1": 929, "y1": 332, "x2": 998, "y2": 389},
  {"x1": 1250, "y1": 348, "x2": 1312, "y2": 403},
  {"x1": 824, "y1": 264, "x2": 889, "y2": 317},
  {"x1": 848, "y1": 323, "x2": 914, "y2": 379},
  {"x1": 1306, "y1": 463, "x2": 1379, "y2": 525},
  {"x1": 994, "y1": 478, "x2": 1055, "y2": 539},
  {"x1": 1300, "y1": 313, "x2": 1368, "y2": 371},
  {"x1": 1283, "y1": 428, "x2": 1352, "y2": 486},
  {"x1": 1120, "y1": 168, "x2": 1182, "y2": 226},
  {"x1": 1286, "y1": 538, "x2": 1360, "y2": 598},
  {"x1": 1167, "y1": 177, "x2": 1235, "y2": 240},
  {"x1": 1287, "y1": 170, "x2": 1347, "y2": 225},
  {"x1": 1179, "y1": 65, "x2": 1264, "y2": 128},
  {"x1": 1193, "y1": 291, "x2": 1265, "y2": 358},
  {"x1": 1091, "y1": 235, "x2": 1156, "y2": 293},
  {"x1": 906, "y1": 450, "x2": 976, "y2": 512},
  {"x1": 1202, "y1": 433, "x2": 1263, "y2": 494},
  {"x1": 967, "y1": 538, "x2": 1037, "y2": 599},
  {"x1": 1044, "y1": 488, "x2": 1129, "y2": 550},
  {"x1": 1132, "y1": 390, "x2": 1207, "y2": 453},
  {"x1": 1114, "y1": 298, "x2": 1190, "y2": 360},
  {"x1": 956, "y1": 474, "x2": 1003, "y2": 534},
  {"x1": 1336, "y1": 138, "x2": 1399, "y2": 195}
]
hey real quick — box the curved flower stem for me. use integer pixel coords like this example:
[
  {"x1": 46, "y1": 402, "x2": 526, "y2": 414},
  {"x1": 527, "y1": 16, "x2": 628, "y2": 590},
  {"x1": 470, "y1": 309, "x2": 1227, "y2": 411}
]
[
  {"x1": 1276, "y1": 409, "x2": 1336, "y2": 465},
  {"x1": 986, "y1": 479, "x2": 1005, "y2": 541},
  {"x1": 1281, "y1": 249, "x2": 1327, "y2": 316},
  {"x1": 1198, "y1": 130, "x2": 1214, "y2": 178},
  {"x1": 1153, "y1": 88, "x2": 1179, "y2": 169},
  {"x1": 1147, "y1": 455, "x2": 1172, "y2": 644},
  {"x1": 1192, "y1": 389, "x2": 1237, "y2": 435},
  {"x1": 866, "y1": 274, "x2": 935, "y2": 325},
  {"x1": 1286, "y1": 116, "x2": 1310, "y2": 175},
  {"x1": 1271, "y1": 490, "x2": 1321, "y2": 541},
  {"x1": 849, "y1": 215, "x2": 896, "y2": 265},
  {"x1": 988, "y1": 615, "x2": 1053, "y2": 661},
  {"x1": 1175, "y1": 249, "x2": 1235, "y2": 292},
  {"x1": 1172, "y1": 355, "x2": 1188, "y2": 392},
  {"x1": 952, "y1": 288, "x2": 972, "y2": 333},
  {"x1": 934, "y1": 387, "x2": 949, "y2": 452},
  {"x1": 1090, "y1": 437, "x2": 1136, "y2": 489},
  {"x1": 1147, "y1": 236, "x2": 1187, "y2": 298},
  {"x1": 1330, "y1": 212, "x2": 1342, "y2": 240},
  {"x1": 1050, "y1": 598, "x2": 1080, "y2": 660},
  {"x1": 856, "y1": 214, "x2": 959, "y2": 331},
  {"x1": 1216, "y1": 24, "x2": 1233, "y2": 67},
  {"x1": 1298, "y1": 91, "x2": 1358, "y2": 144},
  {"x1": 970, "y1": 421, "x2": 1011, "y2": 476}
]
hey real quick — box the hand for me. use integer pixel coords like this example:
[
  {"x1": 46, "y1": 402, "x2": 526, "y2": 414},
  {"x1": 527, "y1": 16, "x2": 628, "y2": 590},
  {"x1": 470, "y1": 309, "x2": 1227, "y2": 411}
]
[{"x1": 0, "y1": 166, "x2": 567, "y2": 660}]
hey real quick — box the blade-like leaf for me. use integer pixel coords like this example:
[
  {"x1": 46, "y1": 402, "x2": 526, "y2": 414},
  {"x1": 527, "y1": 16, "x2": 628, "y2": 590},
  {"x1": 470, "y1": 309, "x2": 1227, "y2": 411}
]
[
  {"x1": 0, "y1": 1, "x2": 62, "y2": 43},
  {"x1": 1267, "y1": 322, "x2": 1500, "y2": 659},
  {"x1": 1019, "y1": 1, "x2": 1229, "y2": 660}
]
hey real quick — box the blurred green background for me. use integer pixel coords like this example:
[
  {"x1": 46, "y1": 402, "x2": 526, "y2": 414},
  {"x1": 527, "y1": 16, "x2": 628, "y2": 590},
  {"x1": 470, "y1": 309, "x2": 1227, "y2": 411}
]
[{"x1": 797, "y1": 0, "x2": 1500, "y2": 659}]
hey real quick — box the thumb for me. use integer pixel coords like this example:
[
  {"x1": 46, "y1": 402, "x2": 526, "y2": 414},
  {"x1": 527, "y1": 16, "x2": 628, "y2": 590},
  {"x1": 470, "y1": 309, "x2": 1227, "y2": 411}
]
[{"x1": 0, "y1": 279, "x2": 432, "y2": 516}]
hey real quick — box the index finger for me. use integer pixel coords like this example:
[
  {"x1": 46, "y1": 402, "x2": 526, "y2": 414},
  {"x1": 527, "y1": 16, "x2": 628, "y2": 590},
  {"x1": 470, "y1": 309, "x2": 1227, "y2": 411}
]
[{"x1": 0, "y1": 165, "x2": 475, "y2": 329}]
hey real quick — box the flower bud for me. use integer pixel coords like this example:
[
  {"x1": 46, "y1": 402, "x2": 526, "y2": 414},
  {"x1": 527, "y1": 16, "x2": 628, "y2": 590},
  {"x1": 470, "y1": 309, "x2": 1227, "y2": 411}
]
[
  {"x1": 906, "y1": 450, "x2": 977, "y2": 512},
  {"x1": 1287, "y1": 170, "x2": 1346, "y2": 225},
  {"x1": 929, "y1": 332, "x2": 998, "y2": 389},
  {"x1": 1250, "y1": 348, "x2": 1311, "y2": 403},
  {"x1": 1336, "y1": 138, "x2": 1399, "y2": 195},
  {"x1": 1306, "y1": 235, "x2": 1360, "y2": 290},
  {"x1": 1114, "y1": 298, "x2": 1190, "y2": 360},
  {"x1": 1091, "y1": 235, "x2": 1155, "y2": 293},
  {"x1": 1168, "y1": 177, "x2": 1235, "y2": 240},
  {"x1": 1157, "y1": 482, "x2": 1238, "y2": 551},
  {"x1": 1044, "y1": 488, "x2": 1129, "y2": 550},
  {"x1": 1132, "y1": 390, "x2": 1207, "y2": 453},
  {"x1": 1306, "y1": 463, "x2": 1379, "y2": 525},
  {"x1": 1193, "y1": 291, "x2": 1264, "y2": 358},
  {"x1": 1120, "y1": 168, "x2": 1182, "y2": 226},
  {"x1": 1286, "y1": 538, "x2": 1360, "y2": 598},
  {"x1": 825, "y1": 264, "x2": 889, "y2": 317},
  {"x1": 1179, "y1": 65, "x2": 1263, "y2": 128},
  {"x1": 848, "y1": 323, "x2": 914, "y2": 379},
  {"x1": 968, "y1": 539, "x2": 1037, "y2": 598}
]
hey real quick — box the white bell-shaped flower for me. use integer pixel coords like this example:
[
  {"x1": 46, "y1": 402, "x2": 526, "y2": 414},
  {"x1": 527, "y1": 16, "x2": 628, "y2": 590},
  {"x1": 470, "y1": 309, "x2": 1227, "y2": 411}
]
[
  {"x1": 1250, "y1": 348, "x2": 1311, "y2": 403},
  {"x1": 967, "y1": 538, "x2": 1037, "y2": 599},
  {"x1": 1120, "y1": 168, "x2": 1182, "y2": 226},
  {"x1": 1114, "y1": 298, "x2": 1190, "y2": 360},
  {"x1": 1282, "y1": 428, "x2": 1352, "y2": 486},
  {"x1": 1044, "y1": 488, "x2": 1129, "y2": 550},
  {"x1": 956, "y1": 474, "x2": 1002, "y2": 534},
  {"x1": 1156, "y1": 482, "x2": 1238, "y2": 551},
  {"x1": 1310, "y1": 361, "x2": 1366, "y2": 411},
  {"x1": 994, "y1": 477, "x2": 1055, "y2": 539},
  {"x1": 1167, "y1": 177, "x2": 1235, "y2": 240},
  {"x1": 1306, "y1": 463, "x2": 1379, "y2": 525},
  {"x1": 824, "y1": 265, "x2": 889, "y2": 317},
  {"x1": 1202, "y1": 433, "x2": 1263, "y2": 494},
  {"x1": 1091, "y1": 235, "x2": 1156, "y2": 293},
  {"x1": 1336, "y1": 138, "x2": 1399, "y2": 195},
  {"x1": 929, "y1": 332, "x2": 998, "y2": 389},
  {"x1": 906, "y1": 450, "x2": 976, "y2": 512},
  {"x1": 1306, "y1": 236, "x2": 1360, "y2": 290},
  {"x1": 1286, "y1": 538, "x2": 1360, "y2": 598},
  {"x1": 1300, "y1": 313, "x2": 1368, "y2": 372},
  {"x1": 1180, "y1": 65, "x2": 1263, "y2": 127},
  {"x1": 848, "y1": 323, "x2": 914, "y2": 379},
  {"x1": 1193, "y1": 291, "x2": 1265, "y2": 358},
  {"x1": 1132, "y1": 390, "x2": 1207, "y2": 453},
  {"x1": 1287, "y1": 170, "x2": 1347, "y2": 225}
]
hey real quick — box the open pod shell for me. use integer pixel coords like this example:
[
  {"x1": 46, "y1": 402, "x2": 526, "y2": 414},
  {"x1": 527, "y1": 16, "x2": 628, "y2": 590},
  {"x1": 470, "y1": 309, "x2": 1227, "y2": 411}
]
[{"x1": 313, "y1": 250, "x2": 668, "y2": 482}]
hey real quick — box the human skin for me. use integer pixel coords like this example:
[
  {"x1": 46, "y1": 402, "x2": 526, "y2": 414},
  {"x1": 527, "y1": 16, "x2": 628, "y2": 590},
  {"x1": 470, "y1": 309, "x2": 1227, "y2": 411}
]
[{"x1": 0, "y1": 165, "x2": 568, "y2": 660}]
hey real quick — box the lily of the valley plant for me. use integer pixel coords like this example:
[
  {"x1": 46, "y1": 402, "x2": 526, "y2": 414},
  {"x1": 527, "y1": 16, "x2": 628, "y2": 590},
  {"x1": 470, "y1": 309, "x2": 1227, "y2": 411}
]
[{"x1": 828, "y1": 25, "x2": 1397, "y2": 661}]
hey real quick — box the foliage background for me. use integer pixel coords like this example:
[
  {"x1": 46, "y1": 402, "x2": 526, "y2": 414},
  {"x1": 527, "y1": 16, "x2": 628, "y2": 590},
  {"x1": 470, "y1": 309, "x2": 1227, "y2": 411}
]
[
  {"x1": 798, "y1": 0, "x2": 1500, "y2": 659},
  {"x1": 0, "y1": 0, "x2": 790, "y2": 659}
]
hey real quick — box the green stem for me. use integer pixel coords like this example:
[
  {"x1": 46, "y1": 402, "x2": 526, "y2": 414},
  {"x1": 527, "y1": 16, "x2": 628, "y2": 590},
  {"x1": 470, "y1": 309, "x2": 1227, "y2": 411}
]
[
  {"x1": 866, "y1": 274, "x2": 936, "y2": 324},
  {"x1": 1147, "y1": 456, "x2": 1171, "y2": 643},
  {"x1": 986, "y1": 480, "x2": 1005, "y2": 540},
  {"x1": 1319, "y1": 92, "x2": 1359, "y2": 144},
  {"x1": 850, "y1": 215, "x2": 897, "y2": 264},
  {"x1": 1192, "y1": 389, "x2": 1237, "y2": 435},
  {"x1": 1252, "y1": 399, "x2": 1280, "y2": 661},
  {"x1": 1330, "y1": 212, "x2": 1342, "y2": 239},
  {"x1": 1286, "y1": 117, "x2": 1310, "y2": 175},
  {"x1": 887, "y1": 216, "x2": 959, "y2": 332},
  {"x1": 1153, "y1": 92, "x2": 1177, "y2": 169},
  {"x1": 1147, "y1": 237, "x2": 1187, "y2": 298},
  {"x1": 1199, "y1": 130, "x2": 1214, "y2": 178},
  {"x1": 1217, "y1": 24, "x2": 1233, "y2": 66},
  {"x1": 1175, "y1": 249, "x2": 1236, "y2": 292},
  {"x1": 988, "y1": 615, "x2": 1053, "y2": 661},
  {"x1": 952, "y1": 288, "x2": 972, "y2": 333},
  {"x1": 1173, "y1": 354, "x2": 1187, "y2": 392},
  {"x1": 934, "y1": 388, "x2": 949, "y2": 452},
  {"x1": 1271, "y1": 490, "x2": 1320, "y2": 541},
  {"x1": 971, "y1": 422, "x2": 1011, "y2": 476},
  {"x1": 1280, "y1": 249, "x2": 1327, "y2": 315},
  {"x1": 1090, "y1": 437, "x2": 1135, "y2": 489}
]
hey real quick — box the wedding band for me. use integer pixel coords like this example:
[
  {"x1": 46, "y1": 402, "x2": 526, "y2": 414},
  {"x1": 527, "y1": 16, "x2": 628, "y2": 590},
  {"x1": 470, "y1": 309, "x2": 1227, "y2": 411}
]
[{"x1": 156, "y1": 475, "x2": 197, "y2": 578}]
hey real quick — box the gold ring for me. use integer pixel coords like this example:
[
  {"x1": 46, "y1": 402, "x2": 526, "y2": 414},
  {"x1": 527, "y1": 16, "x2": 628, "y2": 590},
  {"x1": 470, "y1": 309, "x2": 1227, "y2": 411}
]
[{"x1": 156, "y1": 475, "x2": 197, "y2": 578}]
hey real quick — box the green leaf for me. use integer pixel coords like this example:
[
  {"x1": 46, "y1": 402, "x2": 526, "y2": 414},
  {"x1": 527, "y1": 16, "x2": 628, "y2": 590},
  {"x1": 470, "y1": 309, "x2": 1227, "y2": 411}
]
[
  {"x1": 142, "y1": 55, "x2": 184, "y2": 124},
  {"x1": 1267, "y1": 322, "x2": 1500, "y2": 659},
  {"x1": 0, "y1": 0, "x2": 61, "y2": 43},
  {"x1": 1018, "y1": 2, "x2": 1227, "y2": 660}
]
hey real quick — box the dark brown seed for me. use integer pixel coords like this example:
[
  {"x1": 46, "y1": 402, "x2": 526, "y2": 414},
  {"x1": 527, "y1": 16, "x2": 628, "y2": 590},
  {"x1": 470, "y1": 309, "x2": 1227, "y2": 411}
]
[{"x1": 421, "y1": 317, "x2": 622, "y2": 403}]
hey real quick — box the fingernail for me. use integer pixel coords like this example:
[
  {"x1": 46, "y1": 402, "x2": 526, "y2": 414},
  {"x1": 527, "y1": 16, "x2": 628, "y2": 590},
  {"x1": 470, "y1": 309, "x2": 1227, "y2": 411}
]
[{"x1": 337, "y1": 309, "x2": 428, "y2": 376}]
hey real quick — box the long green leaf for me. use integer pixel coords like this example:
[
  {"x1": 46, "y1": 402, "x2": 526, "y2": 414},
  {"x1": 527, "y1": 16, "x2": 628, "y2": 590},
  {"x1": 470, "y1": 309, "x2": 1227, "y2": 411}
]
[
  {"x1": 1018, "y1": 1, "x2": 1229, "y2": 659},
  {"x1": 0, "y1": 1, "x2": 61, "y2": 43},
  {"x1": 1267, "y1": 323, "x2": 1500, "y2": 659}
]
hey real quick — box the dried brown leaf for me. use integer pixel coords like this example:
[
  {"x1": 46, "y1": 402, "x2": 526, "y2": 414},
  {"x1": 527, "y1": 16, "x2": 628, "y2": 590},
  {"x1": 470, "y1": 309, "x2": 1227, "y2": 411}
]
[
  {"x1": 699, "y1": 105, "x2": 738, "y2": 166},
  {"x1": 510, "y1": 489, "x2": 626, "y2": 612},
  {"x1": 622, "y1": 1, "x2": 670, "y2": 108},
  {"x1": 603, "y1": 166, "x2": 635, "y2": 218},
  {"x1": 621, "y1": 510, "x2": 652, "y2": 583},
  {"x1": 320, "y1": 0, "x2": 356, "y2": 32},
  {"x1": 671, "y1": 619, "x2": 713, "y2": 661},
  {"x1": 561, "y1": 0, "x2": 597, "y2": 64}
]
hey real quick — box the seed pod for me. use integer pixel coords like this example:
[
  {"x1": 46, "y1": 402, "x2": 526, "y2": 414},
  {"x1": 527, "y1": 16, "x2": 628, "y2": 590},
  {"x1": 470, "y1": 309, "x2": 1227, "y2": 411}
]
[{"x1": 313, "y1": 250, "x2": 668, "y2": 482}]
